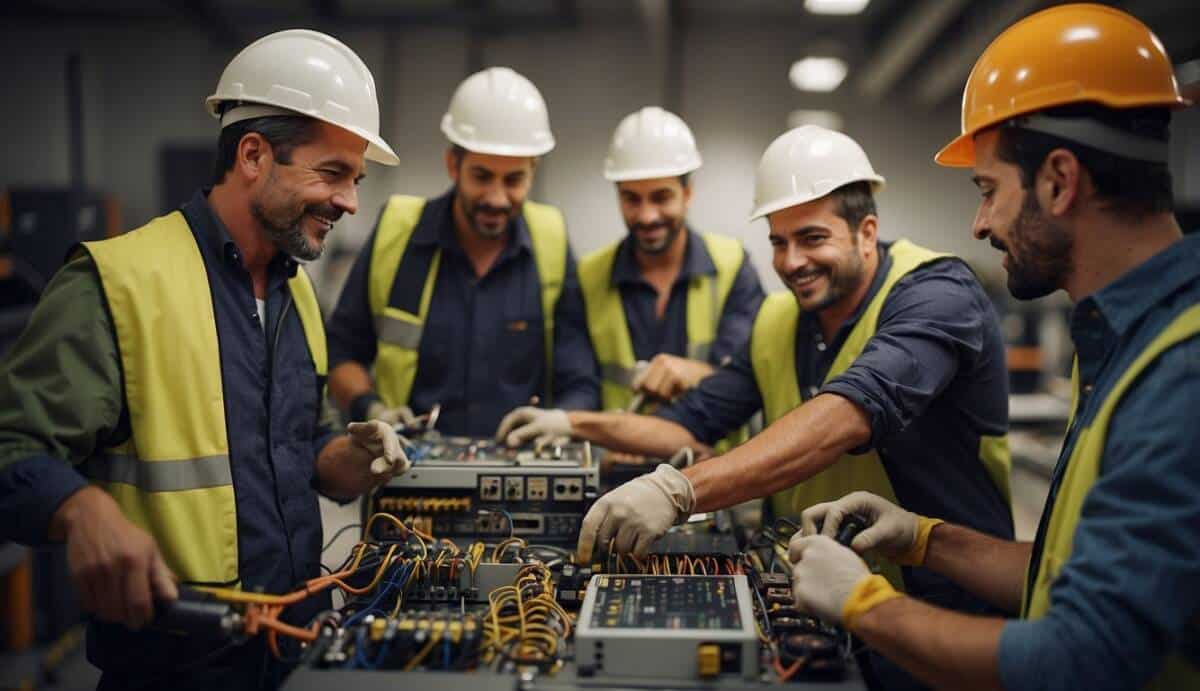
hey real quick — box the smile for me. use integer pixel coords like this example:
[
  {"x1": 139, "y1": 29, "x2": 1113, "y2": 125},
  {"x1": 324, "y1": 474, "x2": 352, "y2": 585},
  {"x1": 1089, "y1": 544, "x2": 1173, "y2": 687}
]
[
  {"x1": 309, "y1": 214, "x2": 335, "y2": 230},
  {"x1": 792, "y1": 273, "x2": 823, "y2": 288}
]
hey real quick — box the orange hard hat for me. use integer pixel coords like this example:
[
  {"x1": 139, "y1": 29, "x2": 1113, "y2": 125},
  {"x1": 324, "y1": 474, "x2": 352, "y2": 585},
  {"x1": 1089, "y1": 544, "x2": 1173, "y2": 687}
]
[{"x1": 935, "y1": 3, "x2": 1189, "y2": 167}]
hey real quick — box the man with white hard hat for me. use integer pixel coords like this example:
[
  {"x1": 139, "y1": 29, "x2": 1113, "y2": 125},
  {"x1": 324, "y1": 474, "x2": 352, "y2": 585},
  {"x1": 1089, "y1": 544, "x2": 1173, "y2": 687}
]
[
  {"x1": 496, "y1": 106, "x2": 763, "y2": 450},
  {"x1": 0, "y1": 29, "x2": 408, "y2": 690},
  {"x1": 541, "y1": 125, "x2": 1015, "y2": 688},
  {"x1": 327, "y1": 67, "x2": 598, "y2": 436}
]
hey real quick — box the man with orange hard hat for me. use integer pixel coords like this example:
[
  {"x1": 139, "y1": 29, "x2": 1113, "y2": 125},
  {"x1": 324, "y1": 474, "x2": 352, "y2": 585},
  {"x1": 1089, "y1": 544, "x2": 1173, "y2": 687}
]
[{"x1": 786, "y1": 5, "x2": 1199, "y2": 690}]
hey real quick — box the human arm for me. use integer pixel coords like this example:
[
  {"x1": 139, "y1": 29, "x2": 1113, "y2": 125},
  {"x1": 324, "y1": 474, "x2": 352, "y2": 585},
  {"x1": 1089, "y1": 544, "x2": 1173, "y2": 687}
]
[
  {"x1": 550, "y1": 247, "x2": 601, "y2": 410},
  {"x1": 0, "y1": 256, "x2": 177, "y2": 627},
  {"x1": 802, "y1": 492, "x2": 1031, "y2": 614}
]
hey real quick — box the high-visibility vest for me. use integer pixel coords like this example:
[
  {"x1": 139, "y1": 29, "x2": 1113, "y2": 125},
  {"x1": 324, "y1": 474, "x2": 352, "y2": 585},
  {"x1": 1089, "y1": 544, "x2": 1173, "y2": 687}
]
[
  {"x1": 1022, "y1": 304, "x2": 1200, "y2": 689},
  {"x1": 750, "y1": 239, "x2": 1011, "y2": 590},
  {"x1": 367, "y1": 195, "x2": 566, "y2": 407},
  {"x1": 579, "y1": 232, "x2": 750, "y2": 451},
  {"x1": 80, "y1": 211, "x2": 327, "y2": 585}
]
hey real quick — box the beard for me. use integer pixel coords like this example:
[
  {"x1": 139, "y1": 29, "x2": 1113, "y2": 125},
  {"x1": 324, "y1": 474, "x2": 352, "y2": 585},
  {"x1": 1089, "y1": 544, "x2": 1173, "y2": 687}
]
[
  {"x1": 251, "y1": 179, "x2": 339, "y2": 262},
  {"x1": 784, "y1": 237, "x2": 866, "y2": 312},
  {"x1": 999, "y1": 192, "x2": 1073, "y2": 301},
  {"x1": 460, "y1": 193, "x2": 517, "y2": 239},
  {"x1": 628, "y1": 217, "x2": 684, "y2": 255}
]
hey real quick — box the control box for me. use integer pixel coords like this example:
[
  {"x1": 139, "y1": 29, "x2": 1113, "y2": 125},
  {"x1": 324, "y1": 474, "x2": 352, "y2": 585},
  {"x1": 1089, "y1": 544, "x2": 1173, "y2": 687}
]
[
  {"x1": 368, "y1": 434, "x2": 598, "y2": 546},
  {"x1": 575, "y1": 575, "x2": 759, "y2": 680}
]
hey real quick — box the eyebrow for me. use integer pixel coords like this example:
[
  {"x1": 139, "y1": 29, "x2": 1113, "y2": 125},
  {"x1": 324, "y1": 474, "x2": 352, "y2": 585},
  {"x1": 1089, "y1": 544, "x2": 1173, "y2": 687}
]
[{"x1": 770, "y1": 224, "x2": 831, "y2": 240}]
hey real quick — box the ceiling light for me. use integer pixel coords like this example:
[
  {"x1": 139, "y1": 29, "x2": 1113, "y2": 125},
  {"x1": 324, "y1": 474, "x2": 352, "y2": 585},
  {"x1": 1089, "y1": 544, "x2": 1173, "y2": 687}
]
[
  {"x1": 789, "y1": 57, "x2": 848, "y2": 92},
  {"x1": 787, "y1": 109, "x2": 844, "y2": 132},
  {"x1": 805, "y1": 0, "x2": 870, "y2": 15}
]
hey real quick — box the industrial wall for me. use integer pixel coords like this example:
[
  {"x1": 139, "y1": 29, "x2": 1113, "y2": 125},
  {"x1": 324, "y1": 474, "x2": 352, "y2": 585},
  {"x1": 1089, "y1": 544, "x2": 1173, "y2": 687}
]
[{"x1": 3, "y1": 20, "x2": 1197, "y2": 304}]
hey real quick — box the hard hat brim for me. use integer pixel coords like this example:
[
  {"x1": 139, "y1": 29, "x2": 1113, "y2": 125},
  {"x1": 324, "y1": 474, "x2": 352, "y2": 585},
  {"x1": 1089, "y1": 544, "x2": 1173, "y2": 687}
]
[
  {"x1": 934, "y1": 134, "x2": 974, "y2": 168},
  {"x1": 604, "y1": 161, "x2": 702, "y2": 182},
  {"x1": 440, "y1": 119, "x2": 555, "y2": 157},
  {"x1": 748, "y1": 176, "x2": 885, "y2": 222}
]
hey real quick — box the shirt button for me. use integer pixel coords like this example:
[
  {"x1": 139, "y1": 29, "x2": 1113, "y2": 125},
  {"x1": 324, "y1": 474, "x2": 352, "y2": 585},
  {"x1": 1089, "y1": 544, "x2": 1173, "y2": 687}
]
[
  {"x1": 1082, "y1": 384, "x2": 1094, "y2": 394},
  {"x1": 816, "y1": 342, "x2": 827, "y2": 352}
]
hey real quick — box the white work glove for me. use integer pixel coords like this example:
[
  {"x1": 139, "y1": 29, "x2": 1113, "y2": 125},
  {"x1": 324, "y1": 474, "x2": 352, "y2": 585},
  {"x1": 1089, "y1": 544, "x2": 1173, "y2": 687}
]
[
  {"x1": 347, "y1": 420, "x2": 411, "y2": 479},
  {"x1": 365, "y1": 401, "x2": 418, "y2": 428},
  {"x1": 788, "y1": 535, "x2": 871, "y2": 625},
  {"x1": 495, "y1": 406, "x2": 572, "y2": 449},
  {"x1": 576, "y1": 464, "x2": 694, "y2": 563},
  {"x1": 801, "y1": 491, "x2": 920, "y2": 560}
]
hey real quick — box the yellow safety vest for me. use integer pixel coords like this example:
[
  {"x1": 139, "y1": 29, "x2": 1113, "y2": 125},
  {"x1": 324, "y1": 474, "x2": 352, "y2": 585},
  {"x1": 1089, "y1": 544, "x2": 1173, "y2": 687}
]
[
  {"x1": 750, "y1": 239, "x2": 1011, "y2": 590},
  {"x1": 367, "y1": 195, "x2": 567, "y2": 407},
  {"x1": 578, "y1": 232, "x2": 744, "y2": 410},
  {"x1": 80, "y1": 211, "x2": 327, "y2": 585},
  {"x1": 1022, "y1": 304, "x2": 1200, "y2": 689}
]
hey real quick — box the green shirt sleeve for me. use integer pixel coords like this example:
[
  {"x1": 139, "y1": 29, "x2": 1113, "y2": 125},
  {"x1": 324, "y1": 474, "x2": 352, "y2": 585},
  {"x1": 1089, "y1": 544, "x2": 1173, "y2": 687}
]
[{"x1": 0, "y1": 253, "x2": 125, "y2": 470}]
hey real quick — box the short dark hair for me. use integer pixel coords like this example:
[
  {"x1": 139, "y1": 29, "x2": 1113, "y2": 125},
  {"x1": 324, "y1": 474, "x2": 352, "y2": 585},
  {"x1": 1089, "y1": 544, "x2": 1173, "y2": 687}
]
[
  {"x1": 211, "y1": 113, "x2": 320, "y2": 185},
  {"x1": 829, "y1": 180, "x2": 877, "y2": 232},
  {"x1": 994, "y1": 103, "x2": 1173, "y2": 221},
  {"x1": 678, "y1": 173, "x2": 691, "y2": 187},
  {"x1": 449, "y1": 144, "x2": 467, "y2": 169}
]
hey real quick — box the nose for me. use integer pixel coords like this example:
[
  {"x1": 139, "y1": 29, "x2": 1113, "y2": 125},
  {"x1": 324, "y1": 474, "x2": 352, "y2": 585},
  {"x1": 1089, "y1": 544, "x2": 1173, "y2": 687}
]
[
  {"x1": 637, "y1": 203, "x2": 661, "y2": 226},
  {"x1": 779, "y1": 242, "x2": 811, "y2": 275},
  {"x1": 483, "y1": 180, "x2": 508, "y2": 209},
  {"x1": 971, "y1": 203, "x2": 990, "y2": 241},
  {"x1": 332, "y1": 184, "x2": 358, "y2": 216}
]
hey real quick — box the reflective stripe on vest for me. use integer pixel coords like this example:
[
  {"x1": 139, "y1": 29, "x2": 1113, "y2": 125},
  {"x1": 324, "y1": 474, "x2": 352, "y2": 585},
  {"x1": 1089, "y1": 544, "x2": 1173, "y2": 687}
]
[
  {"x1": 81, "y1": 211, "x2": 327, "y2": 585},
  {"x1": 367, "y1": 195, "x2": 567, "y2": 408},
  {"x1": 750, "y1": 239, "x2": 1012, "y2": 591},
  {"x1": 578, "y1": 232, "x2": 743, "y2": 411},
  {"x1": 1022, "y1": 304, "x2": 1200, "y2": 689}
]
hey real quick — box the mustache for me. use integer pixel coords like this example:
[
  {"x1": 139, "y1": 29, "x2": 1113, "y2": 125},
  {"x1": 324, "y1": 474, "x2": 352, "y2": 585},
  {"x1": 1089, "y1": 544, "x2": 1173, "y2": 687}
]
[
  {"x1": 989, "y1": 237, "x2": 1007, "y2": 253},
  {"x1": 785, "y1": 268, "x2": 825, "y2": 283},
  {"x1": 474, "y1": 203, "x2": 512, "y2": 216},
  {"x1": 305, "y1": 203, "x2": 343, "y2": 224},
  {"x1": 630, "y1": 220, "x2": 670, "y2": 233}
]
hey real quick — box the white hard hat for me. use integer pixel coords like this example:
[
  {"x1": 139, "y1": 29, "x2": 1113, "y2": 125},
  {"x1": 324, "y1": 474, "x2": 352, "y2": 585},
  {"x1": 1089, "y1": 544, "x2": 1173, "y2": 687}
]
[
  {"x1": 206, "y1": 29, "x2": 398, "y2": 166},
  {"x1": 604, "y1": 106, "x2": 702, "y2": 181},
  {"x1": 441, "y1": 67, "x2": 555, "y2": 156},
  {"x1": 749, "y1": 125, "x2": 884, "y2": 221}
]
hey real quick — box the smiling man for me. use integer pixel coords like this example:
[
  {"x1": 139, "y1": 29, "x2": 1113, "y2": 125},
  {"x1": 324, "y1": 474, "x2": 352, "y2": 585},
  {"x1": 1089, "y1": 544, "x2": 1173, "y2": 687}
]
[
  {"x1": 496, "y1": 107, "x2": 762, "y2": 449},
  {"x1": 509, "y1": 126, "x2": 1013, "y2": 689},
  {"x1": 786, "y1": 5, "x2": 1200, "y2": 691},
  {"x1": 327, "y1": 67, "x2": 598, "y2": 436},
  {"x1": 0, "y1": 30, "x2": 409, "y2": 690}
]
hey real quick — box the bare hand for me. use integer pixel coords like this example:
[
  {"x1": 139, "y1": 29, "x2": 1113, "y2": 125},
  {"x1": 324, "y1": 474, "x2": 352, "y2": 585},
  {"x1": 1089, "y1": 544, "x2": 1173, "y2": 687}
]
[
  {"x1": 632, "y1": 354, "x2": 715, "y2": 402},
  {"x1": 53, "y1": 487, "x2": 177, "y2": 630}
]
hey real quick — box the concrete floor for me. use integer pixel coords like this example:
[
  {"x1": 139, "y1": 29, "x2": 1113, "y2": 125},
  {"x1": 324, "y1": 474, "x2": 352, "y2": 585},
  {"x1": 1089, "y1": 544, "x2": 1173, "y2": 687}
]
[{"x1": 3, "y1": 472, "x2": 1052, "y2": 690}]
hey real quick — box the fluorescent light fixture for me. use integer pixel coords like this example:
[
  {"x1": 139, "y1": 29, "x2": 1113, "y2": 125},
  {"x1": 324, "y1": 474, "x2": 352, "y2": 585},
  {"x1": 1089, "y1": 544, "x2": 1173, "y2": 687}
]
[
  {"x1": 805, "y1": 0, "x2": 870, "y2": 15},
  {"x1": 789, "y1": 57, "x2": 848, "y2": 92},
  {"x1": 787, "y1": 109, "x2": 844, "y2": 132}
]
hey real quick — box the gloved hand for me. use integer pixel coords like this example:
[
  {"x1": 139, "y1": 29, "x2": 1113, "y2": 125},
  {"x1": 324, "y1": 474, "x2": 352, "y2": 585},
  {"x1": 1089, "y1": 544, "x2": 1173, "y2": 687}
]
[
  {"x1": 347, "y1": 420, "x2": 411, "y2": 480},
  {"x1": 365, "y1": 401, "x2": 419, "y2": 428},
  {"x1": 495, "y1": 406, "x2": 572, "y2": 449},
  {"x1": 801, "y1": 491, "x2": 931, "y2": 564},
  {"x1": 788, "y1": 535, "x2": 872, "y2": 625},
  {"x1": 576, "y1": 464, "x2": 695, "y2": 563},
  {"x1": 632, "y1": 353, "x2": 716, "y2": 402}
]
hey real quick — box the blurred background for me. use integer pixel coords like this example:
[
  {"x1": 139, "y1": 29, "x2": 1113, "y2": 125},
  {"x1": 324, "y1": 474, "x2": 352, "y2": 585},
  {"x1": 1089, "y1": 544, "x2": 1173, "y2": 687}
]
[{"x1": 0, "y1": 0, "x2": 1198, "y2": 687}]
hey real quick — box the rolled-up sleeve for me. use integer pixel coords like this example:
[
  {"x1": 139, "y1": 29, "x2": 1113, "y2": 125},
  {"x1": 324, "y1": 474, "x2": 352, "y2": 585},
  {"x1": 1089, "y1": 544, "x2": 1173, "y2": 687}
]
[
  {"x1": 655, "y1": 347, "x2": 763, "y2": 445},
  {"x1": 822, "y1": 261, "x2": 989, "y2": 446},
  {"x1": 552, "y1": 248, "x2": 601, "y2": 410},
  {"x1": 0, "y1": 256, "x2": 123, "y2": 544},
  {"x1": 710, "y1": 252, "x2": 766, "y2": 366},
  {"x1": 326, "y1": 223, "x2": 380, "y2": 371},
  {"x1": 997, "y1": 337, "x2": 1200, "y2": 690}
]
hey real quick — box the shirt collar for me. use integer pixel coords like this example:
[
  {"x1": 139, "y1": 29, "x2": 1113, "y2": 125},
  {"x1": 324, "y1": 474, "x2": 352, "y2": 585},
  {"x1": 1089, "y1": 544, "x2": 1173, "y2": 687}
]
[
  {"x1": 611, "y1": 228, "x2": 716, "y2": 287},
  {"x1": 411, "y1": 187, "x2": 534, "y2": 260},
  {"x1": 182, "y1": 189, "x2": 299, "y2": 279},
  {"x1": 1082, "y1": 233, "x2": 1200, "y2": 338}
]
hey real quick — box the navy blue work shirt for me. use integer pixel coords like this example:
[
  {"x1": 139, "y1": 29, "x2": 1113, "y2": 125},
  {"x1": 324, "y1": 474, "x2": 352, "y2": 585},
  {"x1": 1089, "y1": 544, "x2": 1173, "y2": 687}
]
[
  {"x1": 327, "y1": 188, "x2": 599, "y2": 436},
  {"x1": 608, "y1": 229, "x2": 764, "y2": 365},
  {"x1": 657, "y1": 240, "x2": 1014, "y2": 595},
  {"x1": 0, "y1": 189, "x2": 336, "y2": 690},
  {"x1": 999, "y1": 234, "x2": 1200, "y2": 690}
]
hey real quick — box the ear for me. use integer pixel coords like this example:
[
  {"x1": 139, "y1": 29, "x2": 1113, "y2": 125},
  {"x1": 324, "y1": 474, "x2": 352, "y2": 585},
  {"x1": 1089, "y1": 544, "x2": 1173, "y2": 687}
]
[
  {"x1": 856, "y1": 214, "x2": 879, "y2": 256},
  {"x1": 1039, "y1": 148, "x2": 1081, "y2": 218},
  {"x1": 444, "y1": 148, "x2": 461, "y2": 183},
  {"x1": 237, "y1": 132, "x2": 271, "y2": 183}
]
